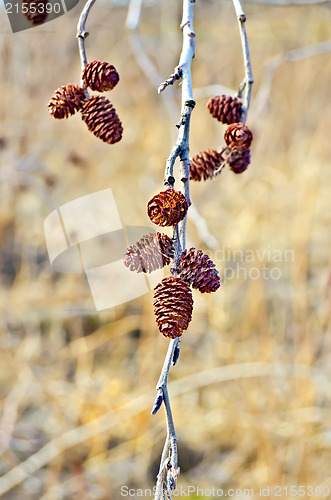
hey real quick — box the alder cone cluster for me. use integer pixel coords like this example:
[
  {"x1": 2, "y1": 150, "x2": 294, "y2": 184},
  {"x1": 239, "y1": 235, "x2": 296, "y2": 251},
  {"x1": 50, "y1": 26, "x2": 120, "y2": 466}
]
[
  {"x1": 190, "y1": 149, "x2": 223, "y2": 182},
  {"x1": 224, "y1": 123, "x2": 253, "y2": 152},
  {"x1": 82, "y1": 61, "x2": 120, "y2": 92},
  {"x1": 153, "y1": 276, "x2": 193, "y2": 339},
  {"x1": 81, "y1": 96, "x2": 123, "y2": 144},
  {"x1": 178, "y1": 248, "x2": 221, "y2": 293},
  {"x1": 207, "y1": 95, "x2": 242, "y2": 125},
  {"x1": 147, "y1": 189, "x2": 188, "y2": 227},
  {"x1": 221, "y1": 146, "x2": 251, "y2": 174},
  {"x1": 48, "y1": 84, "x2": 86, "y2": 119},
  {"x1": 23, "y1": 0, "x2": 48, "y2": 24},
  {"x1": 123, "y1": 232, "x2": 174, "y2": 273}
]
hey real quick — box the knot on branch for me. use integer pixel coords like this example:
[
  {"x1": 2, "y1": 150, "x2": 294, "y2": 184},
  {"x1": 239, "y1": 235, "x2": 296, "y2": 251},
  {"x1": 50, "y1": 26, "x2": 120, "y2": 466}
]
[
  {"x1": 164, "y1": 175, "x2": 176, "y2": 188},
  {"x1": 77, "y1": 29, "x2": 89, "y2": 39},
  {"x1": 176, "y1": 100, "x2": 195, "y2": 128},
  {"x1": 185, "y1": 99, "x2": 196, "y2": 109}
]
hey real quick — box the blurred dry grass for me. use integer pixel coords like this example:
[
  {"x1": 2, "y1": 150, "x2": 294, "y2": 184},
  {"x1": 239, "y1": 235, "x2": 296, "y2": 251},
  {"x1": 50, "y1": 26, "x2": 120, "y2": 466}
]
[{"x1": 0, "y1": 0, "x2": 331, "y2": 498}]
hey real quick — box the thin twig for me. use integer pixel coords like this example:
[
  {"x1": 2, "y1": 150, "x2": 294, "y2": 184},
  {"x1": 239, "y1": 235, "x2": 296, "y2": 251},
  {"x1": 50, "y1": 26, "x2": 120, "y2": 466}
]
[
  {"x1": 213, "y1": 160, "x2": 227, "y2": 177},
  {"x1": 232, "y1": 0, "x2": 254, "y2": 124},
  {"x1": 158, "y1": 67, "x2": 182, "y2": 94},
  {"x1": 76, "y1": 0, "x2": 97, "y2": 90},
  {"x1": 153, "y1": 338, "x2": 180, "y2": 499}
]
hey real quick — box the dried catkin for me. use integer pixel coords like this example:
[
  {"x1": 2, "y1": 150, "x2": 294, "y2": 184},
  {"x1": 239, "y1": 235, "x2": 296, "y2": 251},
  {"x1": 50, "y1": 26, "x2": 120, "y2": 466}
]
[
  {"x1": 81, "y1": 95, "x2": 123, "y2": 144},
  {"x1": 123, "y1": 232, "x2": 174, "y2": 273},
  {"x1": 147, "y1": 189, "x2": 188, "y2": 227},
  {"x1": 153, "y1": 276, "x2": 193, "y2": 338}
]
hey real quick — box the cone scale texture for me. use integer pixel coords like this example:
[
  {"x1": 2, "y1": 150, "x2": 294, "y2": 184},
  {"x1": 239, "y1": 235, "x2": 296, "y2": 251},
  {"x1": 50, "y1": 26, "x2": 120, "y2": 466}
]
[
  {"x1": 48, "y1": 84, "x2": 86, "y2": 120},
  {"x1": 82, "y1": 61, "x2": 120, "y2": 92},
  {"x1": 207, "y1": 95, "x2": 242, "y2": 125},
  {"x1": 224, "y1": 123, "x2": 253, "y2": 152},
  {"x1": 153, "y1": 276, "x2": 193, "y2": 339},
  {"x1": 190, "y1": 149, "x2": 223, "y2": 181},
  {"x1": 147, "y1": 189, "x2": 188, "y2": 227},
  {"x1": 81, "y1": 95, "x2": 123, "y2": 144},
  {"x1": 222, "y1": 147, "x2": 251, "y2": 174},
  {"x1": 123, "y1": 232, "x2": 174, "y2": 273},
  {"x1": 178, "y1": 248, "x2": 221, "y2": 293}
]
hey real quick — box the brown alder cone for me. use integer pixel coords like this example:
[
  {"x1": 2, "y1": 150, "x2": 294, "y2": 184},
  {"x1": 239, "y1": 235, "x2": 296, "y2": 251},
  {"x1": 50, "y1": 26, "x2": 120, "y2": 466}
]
[
  {"x1": 23, "y1": 0, "x2": 48, "y2": 24},
  {"x1": 207, "y1": 95, "x2": 242, "y2": 124},
  {"x1": 221, "y1": 146, "x2": 251, "y2": 174},
  {"x1": 123, "y1": 232, "x2": 174, "y2": 273},
  {"x1": 81, "y1": 96, "x2": 123, "y2": 144},
  {"x1": 147, "y1": 189, "x2": 188, "y2": 227},
  {"x1": 177, "y1": 248, "x2": 221, "y2": 293},
  {"x1": 190, "y1": 149, "x2": 223, "y2": 181},
  {"x1": 153, "y1": 276, "x2": 193, "y2": 339},
  {"x1": 82, "y1": 61, "x2": 120, "y2": 92},
  {"x1": 48, "y1": 84, "x2": 86, "y2": 119},
  {"x1": 224, "y1": 123, "x2": 253, "y2": 152}
]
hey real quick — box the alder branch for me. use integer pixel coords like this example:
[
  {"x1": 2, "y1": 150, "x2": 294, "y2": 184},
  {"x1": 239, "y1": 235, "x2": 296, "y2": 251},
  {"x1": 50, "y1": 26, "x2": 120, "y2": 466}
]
[
  {"x1": 76, "y1": 0, "x2": 97, "y2": 91},
  {"x1": 232, "y1": 0, "x2": 254, "y2": 124},
  {"x1": 152, "y1": 338, "x2": 181, "y2": 499},
  {"x1": 152, "y1": 1, "x2": 196, "y2": 498},
  {"x1": 126, "y1": 0, "x2": 215, "y2": 251}
]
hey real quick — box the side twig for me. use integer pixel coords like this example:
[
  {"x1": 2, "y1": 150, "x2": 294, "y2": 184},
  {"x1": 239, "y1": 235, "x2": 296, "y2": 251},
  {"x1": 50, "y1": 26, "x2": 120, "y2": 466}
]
[
  {"x1": 158, "y1": 67, "x2": 182, "y2": 94},
  {"x1": 152, "y1": 1, "x2": 196, "y2": 498},
  {"x1": 76, "y1": 0, "x2": 97, "y2": 90},
  {"x1": 232, "y1": 0, "x2": 254, "y2": 124}
]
